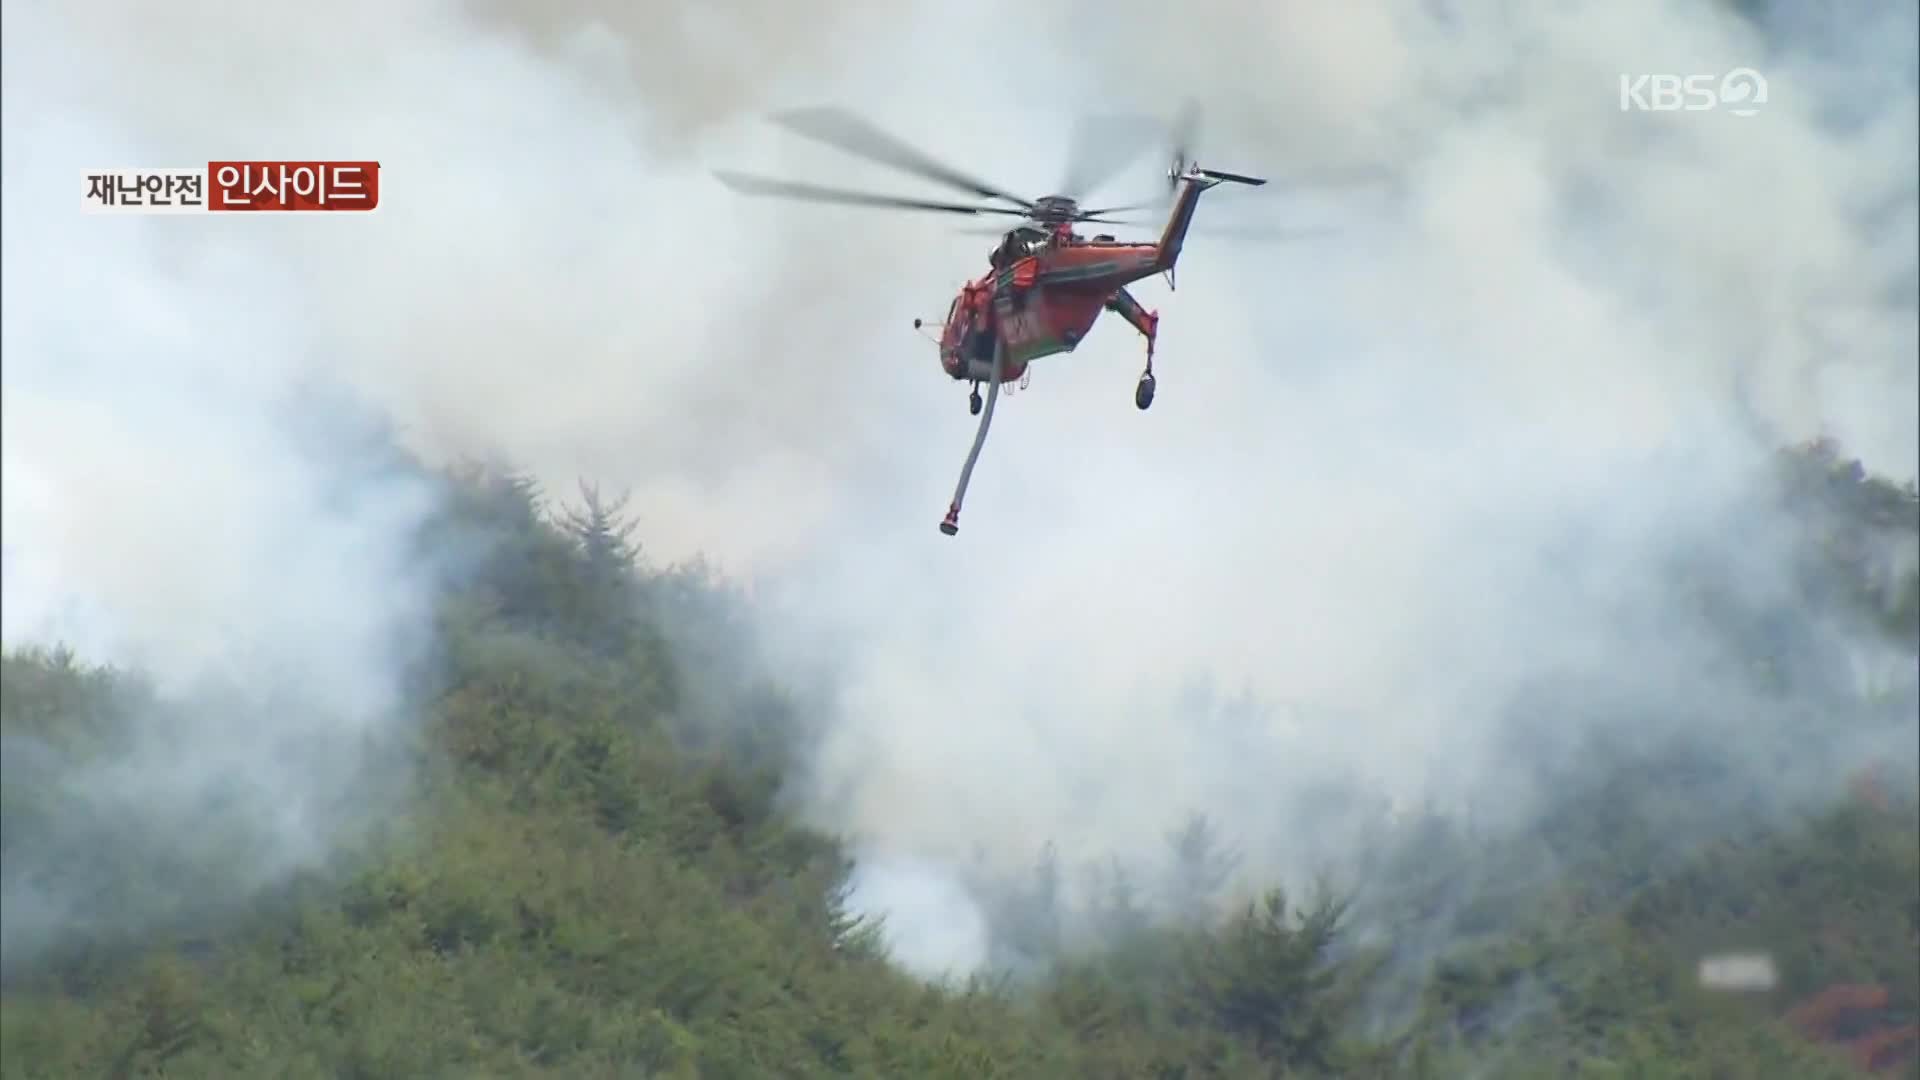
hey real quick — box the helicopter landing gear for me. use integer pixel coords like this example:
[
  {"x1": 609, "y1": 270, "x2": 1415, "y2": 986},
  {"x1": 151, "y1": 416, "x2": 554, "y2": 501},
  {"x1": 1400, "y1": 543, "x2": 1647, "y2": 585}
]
[
  {"x1": 969, "y1": 382, "x2": 983, "y2": 416},
  {"x1": 1135, "y1": 336, "x2": 1156, "y2": 411}
]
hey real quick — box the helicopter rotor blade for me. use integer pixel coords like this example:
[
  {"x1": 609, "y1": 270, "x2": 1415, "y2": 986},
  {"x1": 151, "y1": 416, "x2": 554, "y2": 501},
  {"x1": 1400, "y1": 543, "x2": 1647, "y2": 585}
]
[
  {"x1": 1114, "y1": 220, "x2": 1341, "y2": 244},
  {"x1": 1039, "y1": 103, "x2": 1208, "y2": 217},
  {"x1": 1058, "y1": 112, "x2": 1161, "y2": 203},
  {"x1": 714, "y1": 170, "x2": 1031, "y2": 217},
  {"x1": 768, "y1": 106, "x2": 1036, "y2": 211},
  {"x1": 1186, "y1": 223, "x2": 1339, "y2": 243},
  {"x1": 951, "y1": 220, "x2": 1325, "y2": 240},
  {"x1": 1077, "y1": 202, "x2": 1157, "y2": 219}
]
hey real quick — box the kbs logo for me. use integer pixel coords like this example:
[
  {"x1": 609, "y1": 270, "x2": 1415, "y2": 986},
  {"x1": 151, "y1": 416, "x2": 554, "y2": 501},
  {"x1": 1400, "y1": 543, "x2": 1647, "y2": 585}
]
[
  {"x1": 83, "y1": 161, "x2": 382, "y2": 213},
  {"x1": 1619, "y1": 69, "x2": 1767, "y2": 116}
]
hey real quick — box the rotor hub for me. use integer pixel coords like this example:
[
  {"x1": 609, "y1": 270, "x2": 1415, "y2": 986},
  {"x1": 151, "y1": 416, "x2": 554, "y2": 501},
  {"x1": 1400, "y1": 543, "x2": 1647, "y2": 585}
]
[{"x1": 1029, "y1": 195, "x2": 1081, "y2": 225}]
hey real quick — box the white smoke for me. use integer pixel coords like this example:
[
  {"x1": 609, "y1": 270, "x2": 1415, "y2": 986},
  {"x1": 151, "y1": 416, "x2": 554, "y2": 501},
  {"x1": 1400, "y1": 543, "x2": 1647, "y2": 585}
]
[
  {"x1": 2, "y1": 7, "x2": 443, "y2": 968},
  {"x1": 3, "y1": 0, "x2": 1913, "y2": 977}
]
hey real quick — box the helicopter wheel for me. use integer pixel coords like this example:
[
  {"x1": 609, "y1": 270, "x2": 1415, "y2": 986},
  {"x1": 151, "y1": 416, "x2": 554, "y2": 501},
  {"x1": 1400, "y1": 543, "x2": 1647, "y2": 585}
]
[
  {"x1": 969, "y1": 386, "x2": 983, "y2": 415},
  {"x1": 1134, "y1": 371, "x2": 1156, "y2": 411}
]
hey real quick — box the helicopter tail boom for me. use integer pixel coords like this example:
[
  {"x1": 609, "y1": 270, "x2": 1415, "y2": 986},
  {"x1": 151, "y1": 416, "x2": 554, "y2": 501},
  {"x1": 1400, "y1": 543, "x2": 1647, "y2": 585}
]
[{"x1": 1150, "y1": 165, "x2": 1266, "y2": 275}]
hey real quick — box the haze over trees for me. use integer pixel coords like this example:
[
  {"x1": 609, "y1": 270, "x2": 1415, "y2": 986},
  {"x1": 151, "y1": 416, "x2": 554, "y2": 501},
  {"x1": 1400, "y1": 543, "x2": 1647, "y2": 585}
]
[{"x1": 1, "y1": 440, "x2": 1914, "y2": 1078}]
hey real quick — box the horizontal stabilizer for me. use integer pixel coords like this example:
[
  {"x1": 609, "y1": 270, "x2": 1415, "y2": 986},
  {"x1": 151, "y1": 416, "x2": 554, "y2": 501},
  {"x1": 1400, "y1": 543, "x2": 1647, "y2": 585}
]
[{"x1": 1199, "y1": 168, "x2": 1266, "y2": 187}]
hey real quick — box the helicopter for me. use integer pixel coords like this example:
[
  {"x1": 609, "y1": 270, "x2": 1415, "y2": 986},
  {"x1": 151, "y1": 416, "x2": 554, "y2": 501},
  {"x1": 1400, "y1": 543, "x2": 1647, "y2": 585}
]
[{"x1": 715, "y1": 105, "x2": 1267, "y2": 536}]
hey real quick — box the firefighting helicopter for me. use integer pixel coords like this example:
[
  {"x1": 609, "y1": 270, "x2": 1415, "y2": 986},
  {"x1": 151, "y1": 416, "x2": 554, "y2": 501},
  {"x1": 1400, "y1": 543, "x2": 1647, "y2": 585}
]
[{"x1": 715, "y1": 105, "x2": 1268, "y2": 536}]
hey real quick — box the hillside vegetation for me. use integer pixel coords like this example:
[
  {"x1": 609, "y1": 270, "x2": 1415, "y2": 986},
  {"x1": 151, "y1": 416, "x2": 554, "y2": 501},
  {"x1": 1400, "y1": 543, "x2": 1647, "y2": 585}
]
[{"x1": 1, "y1": 443, "x2": 1915, "y2": 1078}]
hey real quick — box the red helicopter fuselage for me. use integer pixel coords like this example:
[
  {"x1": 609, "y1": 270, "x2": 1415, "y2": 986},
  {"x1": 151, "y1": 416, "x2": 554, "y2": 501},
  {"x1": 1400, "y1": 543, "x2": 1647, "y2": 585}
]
[
  {"x1": 935, "y1": 165, "x2": 1224, "y2": 383},
  {"x1": 936, "y1": 244, "x2": 1139, "y2": 385}
]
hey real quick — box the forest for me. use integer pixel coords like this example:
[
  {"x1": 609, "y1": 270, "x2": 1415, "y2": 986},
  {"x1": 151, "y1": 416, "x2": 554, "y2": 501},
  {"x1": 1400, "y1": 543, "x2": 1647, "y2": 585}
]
[{"x1": 1, "y1": 439, "x2": 1915, "y2": 1078}]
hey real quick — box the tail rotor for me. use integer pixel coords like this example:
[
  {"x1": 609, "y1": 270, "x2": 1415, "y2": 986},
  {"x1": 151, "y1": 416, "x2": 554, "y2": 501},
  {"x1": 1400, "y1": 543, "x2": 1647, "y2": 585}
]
[{"x1": 1165, "y1": 99, "x2": 1200, "y2": 198}]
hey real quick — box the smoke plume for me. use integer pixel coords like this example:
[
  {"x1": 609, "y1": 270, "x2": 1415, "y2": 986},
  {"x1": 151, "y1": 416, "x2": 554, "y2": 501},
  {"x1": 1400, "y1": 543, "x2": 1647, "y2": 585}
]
[{"x1": 4, "y1": 0, "x2": 1914, "y2": 982}]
